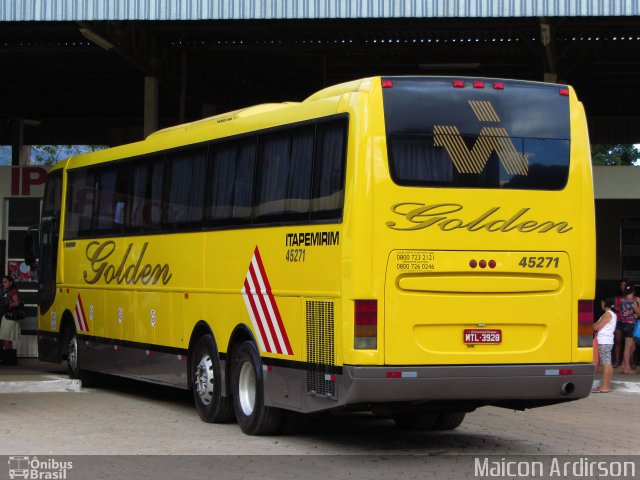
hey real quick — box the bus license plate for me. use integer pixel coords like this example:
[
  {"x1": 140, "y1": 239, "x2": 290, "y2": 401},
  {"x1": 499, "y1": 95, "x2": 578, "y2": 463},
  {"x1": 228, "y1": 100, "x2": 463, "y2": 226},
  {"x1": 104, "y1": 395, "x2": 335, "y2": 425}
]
[{"x1": 463, "y1": 329, "x2": 502, "y2": 344}]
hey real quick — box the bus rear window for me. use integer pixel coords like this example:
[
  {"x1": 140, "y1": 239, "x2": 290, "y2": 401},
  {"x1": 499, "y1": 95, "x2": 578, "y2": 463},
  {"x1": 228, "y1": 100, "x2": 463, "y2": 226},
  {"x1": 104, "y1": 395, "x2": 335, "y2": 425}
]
[{"x1": 383, "y1": 77, "x2": 571, "y2": 190}]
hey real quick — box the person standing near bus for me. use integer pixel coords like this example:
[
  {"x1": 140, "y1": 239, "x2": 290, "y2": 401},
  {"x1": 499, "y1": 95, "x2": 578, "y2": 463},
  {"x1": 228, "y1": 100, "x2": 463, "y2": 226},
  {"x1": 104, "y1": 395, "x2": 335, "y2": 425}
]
[
  {"x1": 0, "y1": 275, "x2": 21, "y2": 353},
  {"x1": 613, "y1": 279, "x2": 627, "y2": 367},
  {"x1": 593, "y1": 297, "x2": 617, "y2": 393},
  {"x1": 618, "y1": 285, "x2": 639, "y2": 374}
]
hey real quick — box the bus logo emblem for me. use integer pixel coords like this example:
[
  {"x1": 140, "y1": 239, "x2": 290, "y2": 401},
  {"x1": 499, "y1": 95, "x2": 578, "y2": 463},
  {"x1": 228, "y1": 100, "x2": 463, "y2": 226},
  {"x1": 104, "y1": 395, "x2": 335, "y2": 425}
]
[
  {"x1": 241, "y1": 247, "x2": 293, "y2": 356},
  {"x1": 433, "y1": 100, "x2": 528, "y2": 176}
]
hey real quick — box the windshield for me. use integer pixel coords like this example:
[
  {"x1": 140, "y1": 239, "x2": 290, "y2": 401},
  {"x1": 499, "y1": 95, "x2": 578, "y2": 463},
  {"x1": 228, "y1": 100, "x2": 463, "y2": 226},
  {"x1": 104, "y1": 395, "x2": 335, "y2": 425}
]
[{"x1": 383, "y1": 77, "x2": 571, "y2": 190}]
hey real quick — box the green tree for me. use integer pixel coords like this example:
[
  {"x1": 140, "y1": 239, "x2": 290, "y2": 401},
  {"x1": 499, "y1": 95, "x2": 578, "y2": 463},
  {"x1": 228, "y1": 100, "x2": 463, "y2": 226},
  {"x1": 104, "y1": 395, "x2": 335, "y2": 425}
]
[
  {"x1": 591, "y1": 144, "x2": 640, "y2": 166},
  {"x1": 32, "y1": 145, "x2": 106, "y2": 165}
]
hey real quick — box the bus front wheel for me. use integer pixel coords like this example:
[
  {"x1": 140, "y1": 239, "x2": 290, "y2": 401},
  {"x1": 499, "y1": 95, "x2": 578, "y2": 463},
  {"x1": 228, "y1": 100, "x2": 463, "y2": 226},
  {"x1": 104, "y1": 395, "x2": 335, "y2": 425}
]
[
  {"x1": 63, "y1": 326, "x2": 95, "y2": 387},
  {"x1": 191, "y1": 334, "x2": 234, "y2": 423},
  {"x1": 231, "y1": 341, "x2": 282, "y2": 435}
]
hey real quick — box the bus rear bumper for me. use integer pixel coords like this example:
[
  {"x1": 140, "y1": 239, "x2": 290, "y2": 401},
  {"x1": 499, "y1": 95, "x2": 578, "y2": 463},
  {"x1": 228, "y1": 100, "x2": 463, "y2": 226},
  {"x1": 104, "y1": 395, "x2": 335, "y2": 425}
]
[{"x1": 339, "y1": 363, "x2": 595, "y2": 407}]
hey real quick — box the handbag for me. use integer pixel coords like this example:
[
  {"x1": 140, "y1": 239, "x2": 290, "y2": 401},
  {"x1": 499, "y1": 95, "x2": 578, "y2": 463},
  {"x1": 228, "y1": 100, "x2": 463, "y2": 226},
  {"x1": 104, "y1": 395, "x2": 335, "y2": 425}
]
[
  {"x1": 633, "y1": 321, "x2": 640, "y2": 344},
  {"x1": 5, "y1": 303, "x2": 26, "y2": 321}
]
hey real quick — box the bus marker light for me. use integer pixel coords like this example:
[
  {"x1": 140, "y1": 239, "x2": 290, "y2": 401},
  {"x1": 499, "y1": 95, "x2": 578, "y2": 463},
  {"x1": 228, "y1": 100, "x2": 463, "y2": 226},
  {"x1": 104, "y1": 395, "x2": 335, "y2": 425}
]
[
  {"x1": 493, "y1": 82, "x2": 505, "y2": 90},
  {"x1": 453, "y1": 80, "x2": 464, "y2": 88},
  {"x1": 386, "y1": 371, "x2": 417, "y2": 378},
  {"x1": 324, "y1": 374, "x2": 337, "y2": 382},
  {"x1": 559, "y1": 88, "x2": 569, "y2": 96},
  {"x1": 184, "y1": 293, "x2": 189, "y2": 299},
  {"x1": 469, "y1": 259, "x2": 477, "y2": 268},
  {"x1": 382, "y1": 80, "x2": 393, "y2": 88},
  {"x1": 488, "y1": 260, "x2": 496, "y2": 269},
  {"x1": 559, "y1": 369, "x2": 573, "y2": 375},
  {"x1": 473, "y1": 81, "x2": 484, "y2": 89},
  {"x1": 479, "y1": 260, "x2": 487, "y2": 268}
]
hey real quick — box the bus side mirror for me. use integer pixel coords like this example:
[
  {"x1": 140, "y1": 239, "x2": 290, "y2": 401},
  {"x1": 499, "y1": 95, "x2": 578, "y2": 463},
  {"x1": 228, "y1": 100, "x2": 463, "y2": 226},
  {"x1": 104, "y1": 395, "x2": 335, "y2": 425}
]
[{"x1": 24, "y1": 226, "x2": 39, "y2": 268}]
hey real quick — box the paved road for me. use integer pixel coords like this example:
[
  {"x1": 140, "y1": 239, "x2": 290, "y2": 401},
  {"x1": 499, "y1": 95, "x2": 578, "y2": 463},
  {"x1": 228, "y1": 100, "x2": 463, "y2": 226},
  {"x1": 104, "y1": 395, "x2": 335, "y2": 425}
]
[
  {"x1": 1, "y1": 362, "x2": 639, "y2": 479},
  {"x1": 2, "y1": 379, "x2": 639, "y2": 456}
]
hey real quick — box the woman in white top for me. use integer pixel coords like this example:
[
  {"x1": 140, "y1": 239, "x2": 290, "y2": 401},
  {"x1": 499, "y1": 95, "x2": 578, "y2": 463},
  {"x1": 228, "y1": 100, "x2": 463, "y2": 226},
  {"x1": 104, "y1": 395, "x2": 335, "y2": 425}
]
[{"x1": 593, "y1": 297, "x2": 617, "y2": 393}]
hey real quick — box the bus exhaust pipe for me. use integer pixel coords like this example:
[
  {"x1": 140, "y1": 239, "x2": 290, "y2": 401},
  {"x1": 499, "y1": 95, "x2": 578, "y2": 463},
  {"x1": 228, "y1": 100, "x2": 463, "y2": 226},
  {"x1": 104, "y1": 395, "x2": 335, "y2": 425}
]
[{"x1": 560, "y1": 383, "x2": 575, "y2": 395}]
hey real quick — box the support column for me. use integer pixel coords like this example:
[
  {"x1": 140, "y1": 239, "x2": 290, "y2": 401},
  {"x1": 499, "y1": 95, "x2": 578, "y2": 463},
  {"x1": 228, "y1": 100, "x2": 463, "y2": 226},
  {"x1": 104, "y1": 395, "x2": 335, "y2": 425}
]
[
  {"x1": 540, "y1": 18, "x2": 558, "y2": 83},
  {"x1": 179, "y1": 53, "x2": 187, "y2": 124},
  {"x1": 144, "y1": 76, "x2": 159, "y2": 138},
  {"x1": 11, "y1": 117, "x2": 24, "y2": 166}
]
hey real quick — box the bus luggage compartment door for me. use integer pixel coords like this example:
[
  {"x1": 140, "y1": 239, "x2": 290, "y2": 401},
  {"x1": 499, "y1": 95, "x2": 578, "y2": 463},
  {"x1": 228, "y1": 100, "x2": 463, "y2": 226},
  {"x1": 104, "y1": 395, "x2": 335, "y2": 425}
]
[{"x1": 384, "y1": 250, "x2": 572, "y2": 366}]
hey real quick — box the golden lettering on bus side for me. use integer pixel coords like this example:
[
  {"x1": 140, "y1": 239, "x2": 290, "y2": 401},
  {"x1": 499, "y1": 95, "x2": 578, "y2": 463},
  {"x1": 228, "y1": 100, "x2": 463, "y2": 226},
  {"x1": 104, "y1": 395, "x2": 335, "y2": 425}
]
[
  {"x1": 83, "y1": 241, "x2": 173, "y2": 285},
  {"x1": 386, "y1": 203, "x2": 572, "y2": 234}
]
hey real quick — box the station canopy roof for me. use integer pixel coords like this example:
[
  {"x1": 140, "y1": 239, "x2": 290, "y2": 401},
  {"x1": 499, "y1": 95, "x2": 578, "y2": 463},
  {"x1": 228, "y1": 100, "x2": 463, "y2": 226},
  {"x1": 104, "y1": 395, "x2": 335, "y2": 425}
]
[{"x1": 1, "y1": 2, "x2": 639, "y2": 145}]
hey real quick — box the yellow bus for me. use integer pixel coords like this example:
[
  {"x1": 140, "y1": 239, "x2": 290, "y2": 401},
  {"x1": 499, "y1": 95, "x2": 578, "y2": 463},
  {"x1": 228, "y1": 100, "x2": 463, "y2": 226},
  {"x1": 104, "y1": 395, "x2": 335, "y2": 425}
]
[{"x1": 36, "y1": 76, "x2": 595, "y2": 435}]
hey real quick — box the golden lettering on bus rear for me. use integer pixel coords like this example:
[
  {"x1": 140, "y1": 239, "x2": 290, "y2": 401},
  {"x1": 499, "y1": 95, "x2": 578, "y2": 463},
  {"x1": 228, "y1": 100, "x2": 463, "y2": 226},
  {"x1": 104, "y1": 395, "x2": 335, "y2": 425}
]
[
  {"x1": 83, "y1": 241, "x2": 173, "y2": 285},
  {"x1": 386, "y1": 203, "x2": 572, "y2": 234}
]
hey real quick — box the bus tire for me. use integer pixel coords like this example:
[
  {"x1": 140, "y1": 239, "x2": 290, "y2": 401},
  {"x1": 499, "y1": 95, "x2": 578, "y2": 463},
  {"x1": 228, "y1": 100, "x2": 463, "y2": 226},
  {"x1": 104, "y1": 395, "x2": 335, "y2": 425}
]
[
  {"x1": 393, "y1": 412, "x2": 438, "y2": 431},
  {"x1": 433, "y1": 411, "x2": 466, "y2": 430},
  {"x1": 63, "y1": 326, "x2": 95, "y2": 388},
  {"x1": 231, "y1": 341, "x2": 282, "y2": 435},
  {"x1": 191, "y1": 334, "x2": 235, "y2": 423}
]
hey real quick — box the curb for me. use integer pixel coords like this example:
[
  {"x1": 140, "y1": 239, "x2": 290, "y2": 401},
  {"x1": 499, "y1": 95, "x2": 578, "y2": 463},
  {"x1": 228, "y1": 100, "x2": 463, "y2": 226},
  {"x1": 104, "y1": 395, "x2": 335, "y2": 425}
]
[
  {"x1": 592, "y1": 380, "x2": 640, "y2": 394},
  {"x1": 0, "y1": 378, "x2": 82, "y2": 393}
]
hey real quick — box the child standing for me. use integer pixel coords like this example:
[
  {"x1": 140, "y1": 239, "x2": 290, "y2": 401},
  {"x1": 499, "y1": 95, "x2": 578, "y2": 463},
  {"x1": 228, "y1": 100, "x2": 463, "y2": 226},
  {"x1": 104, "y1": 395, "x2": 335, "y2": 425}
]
[{"x1": 593, "y1": 297, "x2": 617, "y2": 393}]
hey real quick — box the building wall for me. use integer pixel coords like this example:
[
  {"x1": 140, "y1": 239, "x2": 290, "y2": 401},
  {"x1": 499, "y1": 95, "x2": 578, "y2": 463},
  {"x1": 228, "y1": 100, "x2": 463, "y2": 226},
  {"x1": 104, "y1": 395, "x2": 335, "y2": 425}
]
[{"x1": 0, "y1": 166, "x2": 49, "y2": 357}]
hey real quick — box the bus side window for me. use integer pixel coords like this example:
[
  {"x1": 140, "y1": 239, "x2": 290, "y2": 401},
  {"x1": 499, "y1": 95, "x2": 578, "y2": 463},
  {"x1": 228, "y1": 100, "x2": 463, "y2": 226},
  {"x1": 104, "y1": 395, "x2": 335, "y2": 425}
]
[
  {"x1": 65, "y1": 169, "x2": 96, "y2": 237},
  {"x1": 94, "y1": 167, "x2": 128, "y2": 233},
  {"x1": 208, "y1": 142, "x2": 239, "y2": 222},
  {"x1": 165, "y1": 147, "x2": 207, "y2": 227},
  {"x1": 145, "y1": 159, "x2": 165, "y2": 227},
  {"x1": 255, "y1": 126, "x2": 313, "y2": 221},
  {"x1": 206, "y1": 139, "x2": 257, "y2": 225},
  {"x1": 128, "y1": 160, "x2": 149, "y2": 231},
  {"x1": 232, "y1": 142, "x2": 256, "y2": 221},
  {"x1": 311, "y1": 118, "x2": 347, "y2": 219}
]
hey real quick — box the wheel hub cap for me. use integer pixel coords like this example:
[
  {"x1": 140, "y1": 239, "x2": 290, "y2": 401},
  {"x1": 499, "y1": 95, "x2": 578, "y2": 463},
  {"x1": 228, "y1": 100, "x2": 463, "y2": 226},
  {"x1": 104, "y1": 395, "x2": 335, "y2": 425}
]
[
  {"x1": 195, "y1": 355, "x2": 214, "y2": 404},
  {"x1": 238, "y1": 362, "x2": 256, "y2": 416}
]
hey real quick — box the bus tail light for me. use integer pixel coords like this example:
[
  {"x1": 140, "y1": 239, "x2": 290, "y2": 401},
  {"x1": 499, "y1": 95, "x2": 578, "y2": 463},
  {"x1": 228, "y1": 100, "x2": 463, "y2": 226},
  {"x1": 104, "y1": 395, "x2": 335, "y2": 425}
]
[
  {"x1": 355, "y1": 300, "x2": 377, "y2": 349},
  {"x1": 577, "y1": 300, "x2": 594, "y2": 347}
]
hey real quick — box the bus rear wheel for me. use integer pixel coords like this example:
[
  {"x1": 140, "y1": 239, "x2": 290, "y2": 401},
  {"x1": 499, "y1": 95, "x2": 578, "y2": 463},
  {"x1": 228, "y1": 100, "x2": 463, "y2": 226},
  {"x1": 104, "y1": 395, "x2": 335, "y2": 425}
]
[
  {"x1": 433, "y1": 411, "x2": 466, "y2": 430},
  {"x1": 231, "y1": 341, "x2": 282, "y2": 435},
  {"x1": 393, "y1": 412, "x2": 439, "y2": 431},
  {"x1": 191, "y1": 334, "x2": 234, "y2": 423}
]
